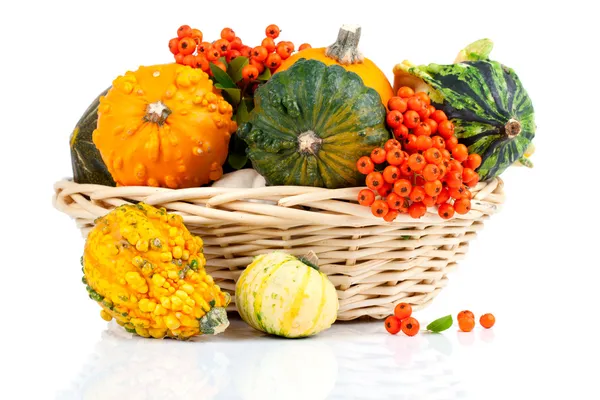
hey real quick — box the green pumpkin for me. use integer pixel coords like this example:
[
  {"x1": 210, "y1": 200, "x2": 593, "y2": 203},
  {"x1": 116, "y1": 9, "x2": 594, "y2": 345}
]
[
  {"x1": 70, "y1": 88, "x2": 116, "y2": 186},
  {"x1": 238, "y1": 59, "x2": 390, "y2": 189},
  {"x1": 393, "y1": 39, "x2": 535, "y2": 181}
]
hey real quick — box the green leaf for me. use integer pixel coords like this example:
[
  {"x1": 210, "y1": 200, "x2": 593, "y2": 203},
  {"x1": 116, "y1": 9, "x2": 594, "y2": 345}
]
[
  {"x1": 228, "y1": 56, "x2": 249, "y2": 83},
  {"x1": 228, "y1": 153, "x2": 248, "y2": 170},
  {"x1": 257, "y1": 67, "x2": 271, "y2": 81},
  {"x1": 427, "y1": 315, "x2": 453, "y2": 333},
  {"x1": 215, "y1": 85, "x2": 241, "y2": 105},
  {"x1": 235, "y1": 99, "x2": 250, "y2": 126},
  {"x1": 209, "y1": 63, "x2": 236, "y2": 89}
]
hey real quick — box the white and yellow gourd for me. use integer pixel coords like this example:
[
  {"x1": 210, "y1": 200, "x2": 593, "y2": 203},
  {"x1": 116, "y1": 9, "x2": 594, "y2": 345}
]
[{"x1": 235, "y1": 252, "x2": 338, "y2": 338}]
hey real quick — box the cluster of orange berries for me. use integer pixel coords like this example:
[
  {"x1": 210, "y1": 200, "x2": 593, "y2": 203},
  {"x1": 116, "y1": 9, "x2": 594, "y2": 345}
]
[
  {"x1": 457, "y1": 310, "x2": 495, "y2": 332},
  {"x1": 356, "y1": 87, "x2": 482, "y2": 221},
  {"x1": 168, "y1": 24, "x2": 310, "y2": 81},
  {"x1": 384, "y1": 303, "x2": 420, "y2": 336}
]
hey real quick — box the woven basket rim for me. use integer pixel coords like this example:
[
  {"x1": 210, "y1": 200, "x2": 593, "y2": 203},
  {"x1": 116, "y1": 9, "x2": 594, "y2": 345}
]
[{"x1": 53, "y1": 177, "x2": 504, "y2": 228}]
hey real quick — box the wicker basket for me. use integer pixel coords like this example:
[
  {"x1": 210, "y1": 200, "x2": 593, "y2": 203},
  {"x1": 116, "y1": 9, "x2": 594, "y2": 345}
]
[{"x1": 53, "y1": 178, "x2": 505, "y2": 320}]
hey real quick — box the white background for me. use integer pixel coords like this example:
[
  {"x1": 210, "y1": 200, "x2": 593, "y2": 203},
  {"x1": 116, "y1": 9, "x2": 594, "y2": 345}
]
[{"x1": 1, "y1": 0, "x2": 599, "y2": 398}]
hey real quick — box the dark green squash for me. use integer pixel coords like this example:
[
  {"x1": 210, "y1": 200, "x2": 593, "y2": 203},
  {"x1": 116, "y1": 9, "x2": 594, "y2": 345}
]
[
  {"x1": 238, "y1": 59, "x2": 390, "y2": 189},
  {"x1": 393, "y1": 40, "x2": 535, "y2": 181},
  {"x1": 70, "y1": 88, "x2": 115, "y2": 186}
]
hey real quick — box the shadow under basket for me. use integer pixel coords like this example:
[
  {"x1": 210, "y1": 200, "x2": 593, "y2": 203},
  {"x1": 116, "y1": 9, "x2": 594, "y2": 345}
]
[{"x1": 53, "y1": 178, "x2": 505, "y2": 321}]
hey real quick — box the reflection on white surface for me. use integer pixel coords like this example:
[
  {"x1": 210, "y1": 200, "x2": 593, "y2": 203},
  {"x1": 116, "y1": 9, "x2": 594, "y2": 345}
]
[{"x1": 57, "y1": 316, "x2": 494, "y2": 399}]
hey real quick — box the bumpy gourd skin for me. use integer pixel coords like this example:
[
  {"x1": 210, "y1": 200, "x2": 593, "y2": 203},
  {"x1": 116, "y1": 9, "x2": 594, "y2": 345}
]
[
  {"x1": 82, "y1": 203, "x2": 230, "y2": 339},
  {"x1": 93, "y1": 64, "x2": 237, "y2": 189}
]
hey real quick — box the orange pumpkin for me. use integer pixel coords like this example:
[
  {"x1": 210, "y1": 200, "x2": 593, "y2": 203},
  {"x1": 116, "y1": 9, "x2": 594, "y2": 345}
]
[
  {"x1": 277, "y1": 25, "x2": 394, "y2": 107},
  {"x1": 93, "y1": 63, "x2": 236, "y2": 188}
]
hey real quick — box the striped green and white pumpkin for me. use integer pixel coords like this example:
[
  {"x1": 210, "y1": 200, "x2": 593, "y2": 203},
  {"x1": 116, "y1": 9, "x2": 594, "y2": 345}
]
[
  {"x1": 235, "y1": 252, "x2": 338, "y2": 338},
  {"x1": 393, "y1": 39, "x2": 535, "y2": 181}
]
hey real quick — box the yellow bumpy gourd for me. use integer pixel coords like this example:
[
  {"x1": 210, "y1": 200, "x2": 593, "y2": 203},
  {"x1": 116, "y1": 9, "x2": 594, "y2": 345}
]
[{"x1": 82, "y1": 203, "x2": 230, "y2": 339}]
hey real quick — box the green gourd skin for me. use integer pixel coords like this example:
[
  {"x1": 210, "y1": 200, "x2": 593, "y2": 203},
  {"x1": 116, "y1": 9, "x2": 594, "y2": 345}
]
[
  {"x1": 396, "y1": 43, "x2": 535, "y2": 182},
  {"x1": 70, "y1": 88, "x2": 116, "y2": 186},
  {"x1": 238, "y1": 59, "x2": 390, "y2": 189}
]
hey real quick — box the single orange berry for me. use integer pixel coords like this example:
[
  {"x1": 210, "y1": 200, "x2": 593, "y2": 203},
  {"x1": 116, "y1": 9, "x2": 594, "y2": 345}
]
[
  {"x1": 431, "y1": 136, "x2": 445, "y2": 150},
  {"x1": 430, "y1": 110, "x2": 448, "y2": 123},
  {"x1": 174, "y1": 53, "x2": 185, "y2": 65},
  {"x1": 358, "y1": 189, "x2": 375, "y2": 206},
  {"x1": 386, "y1": 110, "x2": 404, "y2": 128},
  {"x1": 449, "y1": 185, "x2": 467, "y2": 200},
  {"x1": 416, "y1": 92, "x2": 431, "y2": 105},
  {"x1": 480, "y1": 313, "x2": 495, "y2": 329},
  {"x1": 394, "y1": 302, "x2": 412, "y2": 320},
  {"x1": 299, "y1": 43, "x2": 312, "y2": 51},
  {"x1": 462, "y1": 168, "x2": 478, "y2": 183},
  {"x1": 366, "y1": 171, "x2": 384, "y2": 190},
  {"x1": 401, "y1": 317, "x2": 420, "y2": 336},
  {"x1": 409, "y1": 186, "x2": 426, "y2": 203},
  {"x1": 191, "y1": 29, "x2": 203, "y2": 45},
  {"x1": 356, "y1": 156, "x2": 375, "y2": 175},
  {"x1": 178, "y1": 37, "x2": 196, "y2": 56},
  {"x1": 242, "y1": 65, "x2": 260, "y2": 81},
  {"x1": 384, "y1": 210, "x2": 400, "y2": 222},
  {"x1": 403, "y1": 110, "x2": 420, "y2": 129},
  {"x1": 370, "y1": 148, "x2": 387, "y2": 164},
  {"x1": 397, "y1": 86, "x2": 415, "y2": 98},
  {"x1": 383, "y1": 165, "x2": 401, "y2": 184},
  {"x1": 177, "y1": 25, "x2": 193, "y2": 38},
  {"x1": 249, "y1": 58, "x2": 265, "y2": 74},
  {"x1": 407, "y1": 96, "x2": 424, "y2": 112},
  {"x1": 182, "y1": 54, "x2": 195, "y2": 67},
  {"x1": 423, "y1": 195, "x2": 437, "y2": 207},
  {"x1": 452, "y1": 144, "x2": 469, "y2": 162},
  {"x1": 445, "y1": 136, "x2": 458, "y2": 151},
  {"x1": 213, "y1": 39, "x2": 231, "y2": 56},
  {"x1": 371, "y1": 200, "x2": 389, "y2": 218},
  {"x1": 449, "y1": 159, "x2": 464, "y2": 173},
  {"x1": 168, "y1": 38, "x2": 180, "y2": 55},
  {"x1": 403, "y1": 134, "x2": 418, "y2": 151},
  {"x1": 393, "y1": 124, "x2": 409, "y2": 140},
  {"x1": 261, "y1": 37, "x2": 276, "y2": 53},
  {"x1": 458, "y1": 317, "x2": 475, "y2": 332},
  {"x1": 436, "y1": 187, "x2": 451, "y2": 204},
  {"x1": 424, "y1": 118, "x2": 438, "y2": 135},
  {"x1": 226, "y1": 49, "x2": 242, "y2": 63},
  {"x1": 266, "y1": 24, "x2": 281, "y2": 39},
  {"x1": 445, "y1": 171, "x2": 463, "y2": 189},
  {"x1": 393, "y1": 179, "x2": 412, "y2": 197},
  {"x1": 386, "y1": 148, "x2": 404, "y2": 166},
  {"x1": 407, "y1": 153, "x2": 426, "y2": 172},
  {"x1": 438, "y1": 203, "x2": 455, "y2": 219},
  {"x1": 388, "y1": 97, "x2": 408, "y2": 113},
  {"x1": 416, "y1": 135, "x2": 433, "y2": 151},
  {"x1": 387, "y1": 192, "x2": 403, "y2": 210},
  {"x1": 276, "y1": 42, "x2": 293, "y2": 59},
  {"x1": 424, "y1": 180, "x2": 442, "y2": 197},
  {"x1": 414, "y1": 122, "x2": 432, "y2": 137},
  {"x1": 230, "y1": 37, "x2": 243, "y2": 50},
  {"x1": 197, "y1": 42, "x2": 212, "y2": 55},
  {"x1": 240, "y1": 46, "x2": 252, "y2": 58},
  {"x1": 408, "y1": 202, "x2": 427, "y2": 219},
  {"x1": 454, "y1": 198, "x2": 472, "y2": 214},
  {"x1": 458, "y1": 310, "x2": 475, "y2": 320},
  {"x1": 385, "y1": 315, "x2": 402, "y2": 334},
  {"x1": 193, "y1": 55, "x2": 209, "y2": 71},
  {"x1": 206, "y1": 47, "x2": 221, "y2": 61},
  {"x1": 441, "y1": 149, "x2": 452, "y2": 160},
  {"x1": 251, "y1": 46, "x2": 269, "y2": 62},
  {"x1": 424, "y1": 148, "x2": 443, "y2": 165},
  {"x1": 466, "y1": 174, "x2": 480, "y2": 187},
  {"x1": 220, "y1": 27, "x2": 236, "y2": 42},
  {"x1": 422, "y1": 164, "x2": 440, "y2": 182},
  {"x1": 265, "y1": 52, "x2": 282, "y2": 69},
  {"x1": 438, "y1": 120, "x2": 455, "y2": 139},
  {"x1": 377, "y1": 183, "x2": 392, "y2": 198},
  {"x1": 418, "y1": 105, "x2": 431, "y2": 120},
  {"x1": 384, "y1": 139, "x2": 402, "y2": 152},
  {"x1": 464, "y1": 154, "x2": 482, "y2": 170}
]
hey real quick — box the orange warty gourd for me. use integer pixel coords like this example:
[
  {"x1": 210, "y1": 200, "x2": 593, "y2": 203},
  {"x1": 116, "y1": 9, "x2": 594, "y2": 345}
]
[
  {"x1": 93, "y1": 63, "x2": 237, "y2": 188},
  {"x1": 277, "y1": 25, "x2": 394, "y2": 107}
]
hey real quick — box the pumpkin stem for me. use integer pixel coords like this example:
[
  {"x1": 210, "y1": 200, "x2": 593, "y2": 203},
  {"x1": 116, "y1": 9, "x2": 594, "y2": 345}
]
[
  {"x1": 505, "y1": 118, "x2": 522, "y2": 138},
  {"x1": 297, "y1": 131, "x2": 323, "y2": 156},
  {"x1": 325, "y1": 24, "x2": 364, "y2": 65},
  {"x1": 299, "y1": 251, "x2": 320, "y2": 271},
  {"x1": 144, "y1": 101, "x2": 171, "y2": 125}
]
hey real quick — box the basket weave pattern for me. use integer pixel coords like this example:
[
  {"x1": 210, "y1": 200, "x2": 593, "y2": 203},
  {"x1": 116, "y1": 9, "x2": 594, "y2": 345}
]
[{"x1": 54, "y1": 178, "x2": 504, "y2": 320}]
